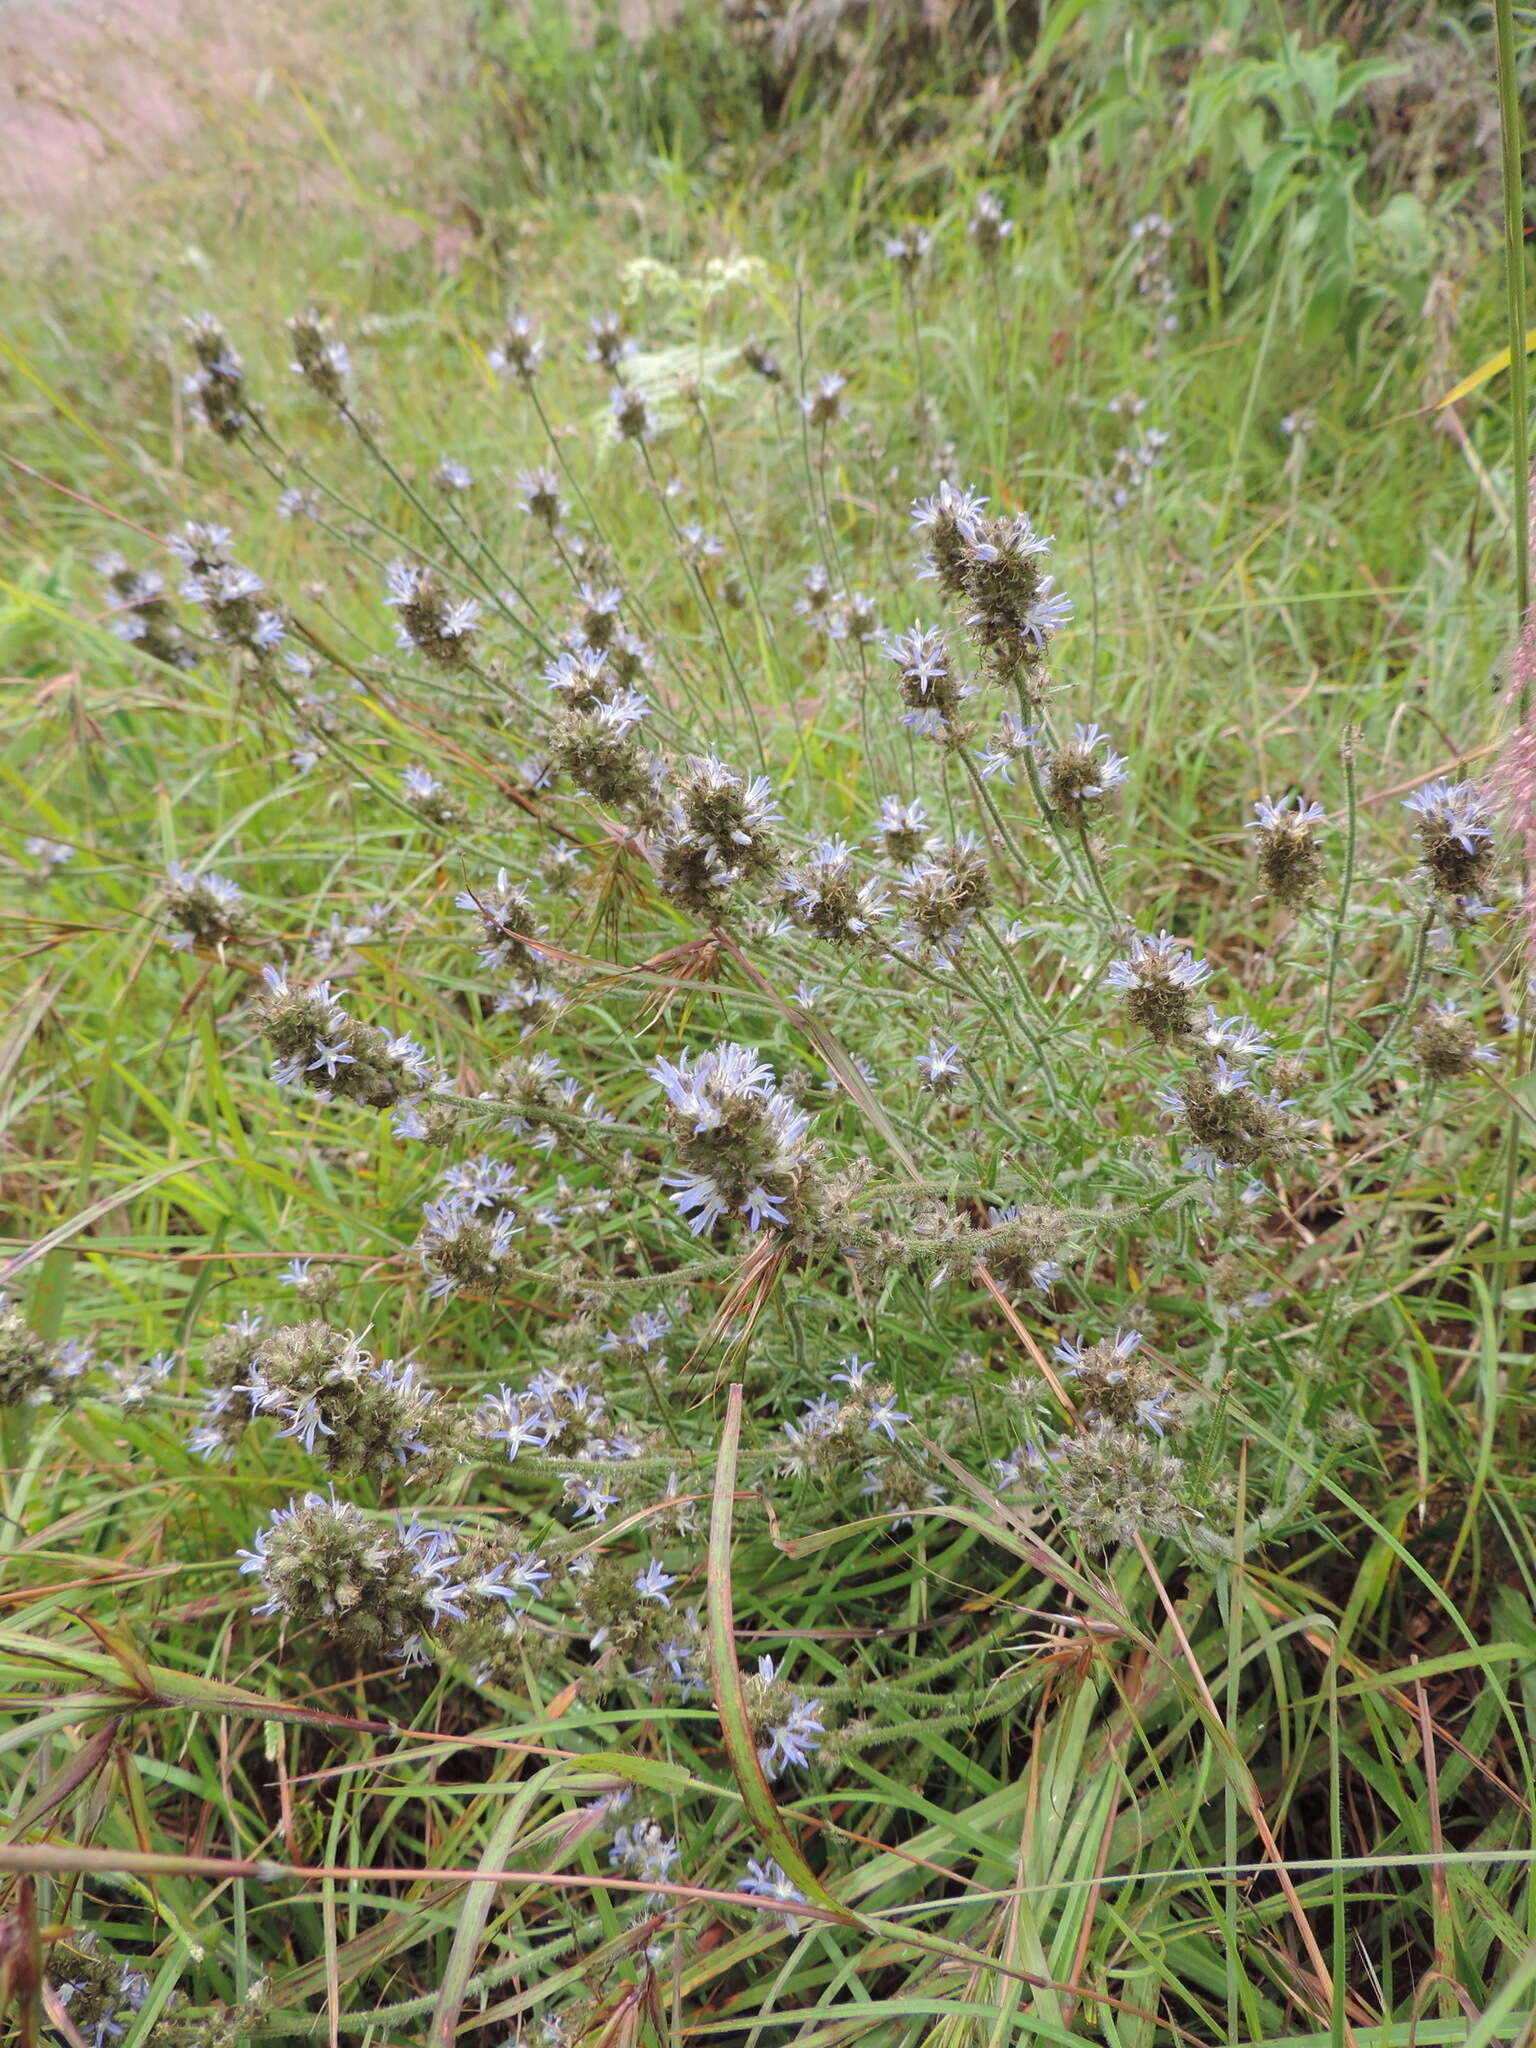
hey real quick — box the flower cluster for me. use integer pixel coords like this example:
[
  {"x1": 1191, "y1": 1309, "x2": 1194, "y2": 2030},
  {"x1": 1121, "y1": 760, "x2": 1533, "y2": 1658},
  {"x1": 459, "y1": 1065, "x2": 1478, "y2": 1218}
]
[
  {"x1": 385, "y1": 561, "x2": 481, "y2": 668},
  {"x1": 288, "y1": 308, "x2": 352, "y2": 407},
  {"x1": 1249, "y1": 795, "x2": 1327, "y2": 909},
  {"x1": 183, "y1": 312, "x2": 251, "y2": 438},
  {"x1": 654, "y1": 755, "x2": 781, "y2": 918},
  {"x1": 256, "y1": 966, "x2": 442, "y2": 1110},
  {"x1": 652, "y1": 1042, "x2": 818, "y2": 1235},
  {"x1": 236, "y1": 1319, "x2": 456, "y2": 1476},
  {"x1": 161, "y1": 862, "x2": 256, "y2": 954}
]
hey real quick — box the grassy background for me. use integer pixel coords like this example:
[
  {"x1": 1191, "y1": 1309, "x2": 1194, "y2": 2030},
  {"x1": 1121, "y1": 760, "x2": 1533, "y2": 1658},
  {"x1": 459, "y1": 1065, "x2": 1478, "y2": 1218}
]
[{"x1": 3, "y1": 0, "x2": 1536, "y2": 2042}]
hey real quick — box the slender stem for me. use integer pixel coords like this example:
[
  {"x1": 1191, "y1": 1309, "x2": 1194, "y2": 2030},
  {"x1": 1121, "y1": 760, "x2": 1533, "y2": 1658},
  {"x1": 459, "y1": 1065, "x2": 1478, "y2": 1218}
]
[
  {"x1": 1321, "y1": 728, "x2": 1359, "y2": 1079},
  {"x1": 340, "y1": 408, "x2": 555, "y2": 659},
  {"x1": 1360, "y1": 909, "x2": 1434, "y2": 1080},
  {"x1": 959, "y1": 749, "x2": 1034, "y2": 881},
  {"x1": 640, "y1": 443, "x2": 767, "y2": 775},
  {"x1": 1495, "y1": 0, "x2": 1530, "y2": 632},
  {"x1": 1076, "y1": 825, "x2": 1123, "y2": 930}
]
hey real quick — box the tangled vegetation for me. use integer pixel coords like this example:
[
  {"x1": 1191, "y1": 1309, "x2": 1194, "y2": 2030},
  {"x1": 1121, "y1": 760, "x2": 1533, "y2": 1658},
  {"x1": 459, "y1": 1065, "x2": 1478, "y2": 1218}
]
[{"x1": 2, "y1": 1, "x2": 1535, "y2": 2041}]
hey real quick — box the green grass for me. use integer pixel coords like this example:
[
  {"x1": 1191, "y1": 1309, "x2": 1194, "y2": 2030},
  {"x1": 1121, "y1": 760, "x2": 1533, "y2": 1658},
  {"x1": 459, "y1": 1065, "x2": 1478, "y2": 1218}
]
[{"x1": 2, "y1": 1, "x2": 1535, "y2": 2043}]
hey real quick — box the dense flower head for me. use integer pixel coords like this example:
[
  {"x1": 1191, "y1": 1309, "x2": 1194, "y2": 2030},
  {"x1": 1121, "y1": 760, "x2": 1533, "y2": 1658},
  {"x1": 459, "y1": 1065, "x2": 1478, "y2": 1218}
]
[
  {"x1": 896, "y1": 833, "x2": 992, "y2": 958},
  {"x1": 870, "y1": 795, "x2": 933, "y2": 862},
  {"x1": 1412, "y1": 996, "x2": 1500, "y2": 1080},
  {"x1": 910, "y1": 482, "x2": 989, "y2": 599},
  {"x1": 744, "y1": 1654, "x2": 827, "y2": 1777},
  {"x1": 1157, "y1": 1054, "x2": 1306, "y2": 1169},
  {"x1": 778, "y1": 837, "x2": 889, "y2": 947},
  {"x1": 801, "y1": 371, "x2": 848, "y2": 427},
  {"x1": 1042, "y1": 722, "x2": 1129, "y2": 827},
  {"x1": 99, "y1": 553, "x2": 194, "y2": 668},
  {"x1": 585, "y1": 311, "x2": 634, "y2": 372},
  {"x1": 1402, "y1": 777, "x2": 1497, "y2": 908},
  {"x1": 183, "y1": 312, "x2": 250, "y2": 438},
  {"x1": 884, "y1": 623, "x2": 975, "y2": 741},
  {"x1": 738, "y1": 1857, "x2": 806, "y2": 1932},
  {"x1": 1050, "y1": 1421, "x2": 1190, "y2": 1548},
  {"x1": 237, "y1": 1490, "x2": 464, "y2": 1661},
  {"x1": 1052, "y1": 1328, "x2": 1174, "y2": 1435},
  {"x1": 1105, "y1": 930, "x2": 1212, "y2": 1042},
  {"x1": 778, "y1": 1359, "x2": 911, "y2": 1478},
  {"x1": 384, "y1": 561, "x2": 481, "y2": 668},
  {"x1": 401, "y1": 763, "x2": 468, "y2": 830},
  {"x1": 287, "y1": 308, "x2": 351, "y2": 407},
  {"x1": 883, "y1": 224, "x2": 931, "y2": 273},
  {"x1": 956, "y1": 509, "x2": 1071, "y2": 681},
  {"x1": 240, "y1": 1319, "x2": 454, "y2": 1476},
  {"x1": 654, "y1": 754, "x2": 781, "y2": 918},
  {"x1": 610, "y1": 382, "x2": 654, "y2": 442},
  {"x1": 489, "y1": 313, "x2": 544, "y2": 383},
  {"x1": 915, "y1": 1040, "x2": 964, "y2": 1094},
  {"x1": 457, "y1": 868, "x2": 546, "y2": 976},
  {"x1": 979, "y1": 1204, "x2": 1068, "y2": 1296},
  {"x1": 180, "y1": 556, "x2": 287, "y2": 662},
  {"x1": 651, "y1": 1041, "x2": 817, "y2": 1235},
  {"x1": 517, "y1": 465, "x2": 567, "y2": 529},
  {"x1": 162, "y1": 862, "x2": 256, "y2": 954},
  {"x1": 256, "y1": 964, "x2": 441, "y2": 1110},
  {"x1": 967, "y1": 190, "x2": 1014, "y2": 259},
  {"x1": 1248, "y1": 794, "x2": 1327, "y2": 909},
  {"x1": 416, "y1": 1193, "x2": 524, "y2": 1302},
  {"x1": 0, "y1": 1294, "x2": 69, "y2": 1408}
]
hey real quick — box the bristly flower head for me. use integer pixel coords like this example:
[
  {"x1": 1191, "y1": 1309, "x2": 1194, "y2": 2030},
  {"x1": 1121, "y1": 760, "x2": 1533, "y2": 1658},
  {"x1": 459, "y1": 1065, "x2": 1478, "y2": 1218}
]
[
  {"x1": 162, "y1": 862, "x2": 256, "y2": 955},
  {"x1": 1051, "y1": 1421, "x2": 1190, "y2": 1549},
  {"x1": 967, "y1": 190, "x2": 1014, "y2": 260},
  {"x1": 488, "y1": 313, "x2": 544, "y2": 383},
  {"x1": 517, "y1": 466, "x2": 567, "y2": 530},
  {"x1": 1052, "y1": 1328, "x2": 1175, "y2": 1436},
  {"x1": 183, "y1": 313, "x2": 250, "y2": 439},
  {"x1": 610, "y1": 382, "x2": 654, "y2": 443},
  {"x1": 654, "y1": 755, "x2": 781, "y2": 919},
  {"x1": 651, "y1": 1042, "x2": 818, "y2": 1235},
  {"x1": 910, "y1": 483, "x2": 988, "y2": 600},
  {"x1": 915, "y1": 1040, "x2": 964, "y2": 1094},
  {"x1": 256, "y1": 964, "x2": 442, "y2": 1110},
  {"x1": 1248, "y1": 794, "x2": 1327, "y2": 909},
  {"x1": 743, "y1": 1654, "x2": 827, "y2": 1777},
  {"x1": 1412, "y1": 996, "x2": 1501, "y2": 1080},
  {"x1": 1105, "y1": 930, "x2": 1212, "y2": 1042},
  {"x1": 883, "y1": 624, "x2": 976, "y2": 743},
  {"x1": 98, "y1": 554, "x2": 193, "y2": 668},
  {"x1": 778, "y1": 838, "x2": 890, "y2": 948},
  {"x1": 384, "y1": 562, "x2": 480, "y2": 669},
  {"x1": 883, "y1": 225, "x2": 932, "y2": 275},
  {"x1": 956, "y1": 508, "x2": 1071, "y2": 686},
  {"x1": 287, "y1": 309, "x2": 351, "y2": 408},
  {"x1": 1402, "y1": 777, "x2": 1498, "y2": 910},
  {"x1": 585, "y1": 311, "x2": 634, "y2": 373},
  {"x1": 801, "y1": 372, "x2": 848, "y2": 428},
  {"x1": 237, "y1": 1490, "x2": 463, "y2": 1662},
  {"x1": 896, "y1": 833, "x2": 992, "y2": 960},
  {"x1": 456, "y1": 868, "x2": 546, "y2": 976},
  {"x1": 180, "y1": 557, "x2": 287, "y2": 665},
  {"x1": 1042, "y1": 722, "x2": 1129, "y2": 827},
  {"x1": 870, "y1": 795, "x2": 934, "y2": 862}
]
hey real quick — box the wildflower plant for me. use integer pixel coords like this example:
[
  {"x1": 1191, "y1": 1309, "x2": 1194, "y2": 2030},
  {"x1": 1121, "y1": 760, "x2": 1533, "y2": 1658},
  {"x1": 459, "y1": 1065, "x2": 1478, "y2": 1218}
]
[{"x1": 6, "y1": 108, "x2": 1532, "y2": 2048}]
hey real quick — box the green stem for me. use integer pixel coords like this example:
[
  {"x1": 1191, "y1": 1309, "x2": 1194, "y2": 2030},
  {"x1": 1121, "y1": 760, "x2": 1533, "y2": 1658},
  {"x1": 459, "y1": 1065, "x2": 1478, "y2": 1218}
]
[{"x1": 1321, "y1": 728, "x2": 1359, "y2": 1081}]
